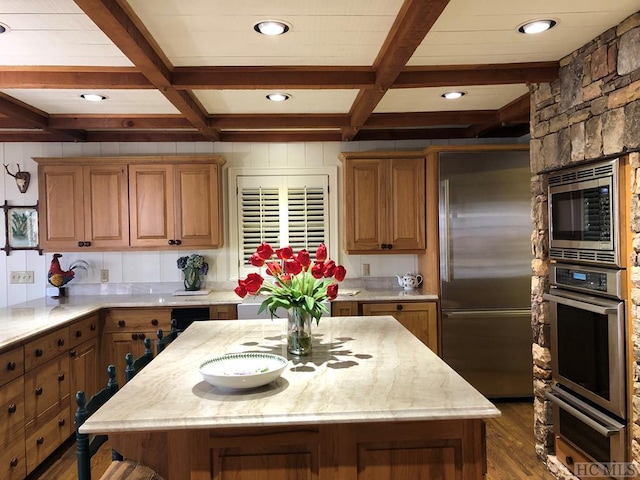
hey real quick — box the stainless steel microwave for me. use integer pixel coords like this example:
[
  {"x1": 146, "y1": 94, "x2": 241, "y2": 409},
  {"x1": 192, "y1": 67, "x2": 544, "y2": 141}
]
[{"x1": 548, "y1": 158, "x2": 620, "y2": 267}]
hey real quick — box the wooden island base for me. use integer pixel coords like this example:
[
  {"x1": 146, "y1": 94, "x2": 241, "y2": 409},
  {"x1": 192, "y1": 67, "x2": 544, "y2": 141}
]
[{"x1": 111, "y1": 418, "x2": 486, "y2": 480}]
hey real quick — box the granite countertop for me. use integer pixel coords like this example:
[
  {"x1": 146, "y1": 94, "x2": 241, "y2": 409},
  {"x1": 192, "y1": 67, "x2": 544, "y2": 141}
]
[
  {"x1": 80, "y1": 316, "x2": 499, "y2": 434},
  {"x1": 0, "y1": 288, "x2": 438, "y2": 351}
]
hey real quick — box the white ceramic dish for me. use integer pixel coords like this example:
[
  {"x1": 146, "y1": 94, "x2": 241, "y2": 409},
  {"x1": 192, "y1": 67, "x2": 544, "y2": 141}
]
[{"x1": 198, "y1": 353, "x2": 288, "y2": 390}]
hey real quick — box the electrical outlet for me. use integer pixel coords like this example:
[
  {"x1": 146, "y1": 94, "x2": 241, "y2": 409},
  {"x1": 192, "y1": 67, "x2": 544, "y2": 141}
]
[
  {"x1": 10, "y1": 271, "x2": 34, "y2": 284},
  {"x1": 362, "y1": 263, "x2": 370, "y2": 276},
  {"x1": 100, "y1": 269, "x2": 109, "y2": 283}
]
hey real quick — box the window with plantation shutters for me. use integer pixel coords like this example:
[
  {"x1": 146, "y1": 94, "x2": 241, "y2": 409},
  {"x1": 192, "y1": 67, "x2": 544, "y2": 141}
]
[{"x1": 236, "y1": 175, "x2": 329, "y2": 275}]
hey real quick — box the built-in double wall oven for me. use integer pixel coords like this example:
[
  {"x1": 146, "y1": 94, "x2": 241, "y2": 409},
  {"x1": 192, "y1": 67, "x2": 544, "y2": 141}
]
[{"x1": 545, "y1": 157, "x2": 628, "y2": 469}]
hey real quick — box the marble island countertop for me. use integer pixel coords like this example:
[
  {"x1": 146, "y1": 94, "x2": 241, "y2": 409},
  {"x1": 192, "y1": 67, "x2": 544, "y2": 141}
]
[
  {"x1": 0, "y1": 287, "x2": 438, "y2": 351},
  {"x1": 81, "y1": 316, "x2": 499, "y2": 434}
]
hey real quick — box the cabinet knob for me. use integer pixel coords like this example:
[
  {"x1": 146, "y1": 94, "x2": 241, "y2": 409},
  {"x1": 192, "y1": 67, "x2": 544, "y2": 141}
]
[
  {"x1": 6, "y1": 361, "x2": 16, "y2": 371},
  {"x1": 8, "y1": 404, "x2": 16, "y2": 414},
  {"x1": 118, "y1": 320, "x2": 126, "y2": 327},
  {"x1": 151, "y1": 319, "x2": 159, "y2": 326},
  {"x1": 10, "y1": 457, "x2": 18, "y2": 468},
  {"x1": 36, "y1": 437, "x2": 44, "y2": 445},
  {"x1": 85, "y1": 241, "x2": 91, "y2": 247},
  {"x1": 566, "y1": 455, "x2": 574, "y2": 466},
  {"x1": 77, "y1": 241, "x2": 84, "y2": 247},
  {"x1": 131, "y1": 333, "x2": 138, "y2": 340},
  {"x1": 70, "y1": 350, "x2": 77, "y2": 357},
  {"x1": 58, "y1": 373, "x2": 65, "y2": 382},
  {"x1": 168, "y1": 239, "x2": 176, "y2": 245},
  {"x1": 35, "y1": 387, "x2": 43, "y2": 396},
  {"x1": 396, "y1": 304, "x2": 403, "y2": 311},
  {"x1": 57, "y1": 338, "x2": 65, "y2": 347},
  {"x1": 175, "y1": 239, "x2": 182, "y2": 245},
  {"x1": 388, "y1": 244, "x2": 393, "y2": 250},
  {"x1": 75, "y1": 330, "x2": 82, "y2": 338},
  {"x1": 139, "y1": 333, "x2": 146, "y2": 340},
  {"x1": 35, "y1": 348, "x2": 43, "y2": 357},
  {"x1": 58, "y1": 418, "x2": 65, "y2": 426},
  {"x1": 90, "y1": 324, "x2": 96, "y2": 331}
]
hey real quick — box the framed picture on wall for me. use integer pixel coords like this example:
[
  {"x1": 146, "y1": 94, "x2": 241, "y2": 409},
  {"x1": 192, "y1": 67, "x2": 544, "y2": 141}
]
[{"x1": 2, "y1": 201, "x2": 42, "y2": 255}]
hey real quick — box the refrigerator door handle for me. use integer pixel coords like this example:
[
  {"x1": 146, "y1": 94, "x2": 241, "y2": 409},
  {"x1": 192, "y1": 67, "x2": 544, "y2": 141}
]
[
  {"x1": 442, "y1": 309, "x2": 531, "y2": 318},
  {"x1": 439, "y1": 179, "x2": 452, "y2": 282}
]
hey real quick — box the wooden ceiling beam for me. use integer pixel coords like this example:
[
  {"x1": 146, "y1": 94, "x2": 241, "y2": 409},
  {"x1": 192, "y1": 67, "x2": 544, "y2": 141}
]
[
  {"x1": 498, "y1": 92, "x2": 531, "y2": 123},
  {"x1": 0, "y1": 67, "x2": 151, "y2": 89},
  {"x1": 209, "y1": 114, "x2": 350, "y2": 129},
  {"x1": 219, "y1": 131, "x2": 342, "y2": 143},
  {"x1": 49, "y1": 115, "x2": 194, "y2": 130},
  {"x1": 354, "y1": 127, "x2": 469, "y2": 141},
  {"x1": 365, "y1": 110, "x2": 498, "y2": 127},
  {"x1": 73, "y1": 0, "x2": 219, "y2": 140},
  {"x1": 85, "y1": 131, "x2": 209, "y2": 142},
  {"x1": 344, "y1": 0, "x2": 452, "y2": 141},
  {"x1": 394, "y1": 62, "x2": 559, "y2": 88},
  {"x1": 172, "y1": 67, "x2": 374, "y2": 90}
]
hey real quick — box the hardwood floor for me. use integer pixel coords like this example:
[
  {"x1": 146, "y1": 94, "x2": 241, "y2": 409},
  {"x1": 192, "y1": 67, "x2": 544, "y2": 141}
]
[{"x1": 27, "y1": 401, "x2": 552, "y2": 480}]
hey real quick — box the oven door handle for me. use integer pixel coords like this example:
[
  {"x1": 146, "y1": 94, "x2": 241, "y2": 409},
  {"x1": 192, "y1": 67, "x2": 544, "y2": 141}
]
[
  {"x1": 546, "y1": 392, "x2": 619, "y2": 437},
  {"x1": 543, "y1": 292, "x2": 619, "y2": 315}
]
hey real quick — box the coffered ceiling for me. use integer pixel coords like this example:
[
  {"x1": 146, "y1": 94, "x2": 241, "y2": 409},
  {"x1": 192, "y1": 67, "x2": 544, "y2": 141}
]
[{"x1": 0, "y1": 0, "x2": 637, "y2": 143}]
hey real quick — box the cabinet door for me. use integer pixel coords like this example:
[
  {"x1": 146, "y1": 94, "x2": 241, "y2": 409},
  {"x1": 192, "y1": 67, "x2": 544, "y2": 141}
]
[
  {"x1": 174, "y1": 164, "x2": 222, "y2": 248},
  {"x1": 388, "y1": 158, "x2": 425, "y2": 250},
  {"x1": 344, "y1": 159, "x2": 386, "y2": 252},
  {"x1": 83, "y1": 164, "x2": 129, "y2": 248},
  {"x1": 107, "y1": 332, "x2": 154, "y2": 387},
  {"x1": 68, "y1": 337, "x2": 99, "y2": 424},
  {"x1": 129, "y1": 164, "x2": 175, "y2": 247},
  {"x1": 361, "y1": 302, "x2": 438, "y2": 353},
  {"x1": 38, "y1": 165, "x2": 85, "y2": 250}
]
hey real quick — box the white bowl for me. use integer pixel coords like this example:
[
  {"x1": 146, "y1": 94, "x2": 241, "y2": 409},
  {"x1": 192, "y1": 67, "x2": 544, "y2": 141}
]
[{"x1": 198, "y1": 353, "x2": 288, "y2": 390}]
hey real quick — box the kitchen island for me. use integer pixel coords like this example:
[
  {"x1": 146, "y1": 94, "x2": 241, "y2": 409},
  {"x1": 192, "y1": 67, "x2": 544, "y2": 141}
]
[{"x1": 80, "y1": 316, "x2": 499, "y2": 480}]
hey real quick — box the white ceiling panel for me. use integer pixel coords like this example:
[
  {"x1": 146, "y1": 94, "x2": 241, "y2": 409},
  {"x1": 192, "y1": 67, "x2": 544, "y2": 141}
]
[
  {"x1": 194, "y1": 89, "x2": 359, "y2": 114},
  {"x1": 0, "y1": 0, "x2": 84, "y2": 14},
  {"x1": 374, "y1": 84, "x2": 530, "y2": 113},
  {"x1": 0, "y1": 89, "x2": 179, "y2": 114}
]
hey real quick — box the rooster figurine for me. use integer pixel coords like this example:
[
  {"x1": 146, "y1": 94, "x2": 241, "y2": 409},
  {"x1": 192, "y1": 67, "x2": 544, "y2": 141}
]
[{"x1": 48, "y1": 253, "x2": 76, "y2": 288}]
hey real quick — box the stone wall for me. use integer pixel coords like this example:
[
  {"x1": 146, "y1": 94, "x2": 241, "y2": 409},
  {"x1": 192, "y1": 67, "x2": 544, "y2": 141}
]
[{"x1": 529, "y1": 11, "x2": 640, "y2": 476}]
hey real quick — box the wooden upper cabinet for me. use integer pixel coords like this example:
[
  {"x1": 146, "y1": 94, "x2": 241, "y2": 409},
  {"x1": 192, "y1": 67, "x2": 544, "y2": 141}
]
[
  {"x1": 129, "y1": 162, "x2": 223, "y2": 248},
  {"x1": 37, "y1": 163, "x2": 128, "y2": 251},
  {"x1": 340, "y1": 152, "x2": 425, "y2": 254},
  {"x1": 35, "y1": 155, "x2": 225, "y2": 251}
]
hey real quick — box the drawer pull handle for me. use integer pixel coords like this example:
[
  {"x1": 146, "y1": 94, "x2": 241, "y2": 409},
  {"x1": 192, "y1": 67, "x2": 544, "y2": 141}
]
[
  {"x1": 77, "y1": 241, "x2": 84, "y2": 247},
  {"x1": 168, "y1": 239, "x2": 176, "y2": 245},
  {"x1": 58, "y1": 373, "x2": 65, "y2": 382},
  {"x1": 151, "y1": 319, "x2": 159, "y2": 326},
  {"x1": 85, "y1": 241, "x2": 91, "y2": 247},
  {"x1": 36, "y1": 437, "x2": 44, "y2": 445},
  {"x1": 118, "y1": 320, "x2": 126, "y2": 327},
  {"x1": 58, "y1": 418, "x2": 65, "y2": 426},
  {"x1": 396, "y1": 304, "x2": 403, "y2": 311},
  {"x1": 139, "y1": 333, "x2": 146, "y2": 340},
  {"x1": 131, "y1": 333, "x2": 138, "y2": 340},
  {"x1": 35, "y1": 349, "x2": 43, "y2": 357},
  {"x1": 57, "y1": 338, "x2": 65, "y2": 347},
  {"x1": 7, "y1": 361, "x2": 16, "y2": 371},
  {"x1": 70, "y1": 350, "x2": 77, "y2": 357},
  {"x1": 75, "y1": 330, "x2": 82, "y2": 338},
  {"x1": 175, "y1": 239, "x2": 182, "y2": 245},
  {"x1": 90, "y1": 324, "x2": 96, "y2": 331},
  {"x1": 35, "y1": 387, "x2": 43, "y2": 396},
  {"x1": 10, "y1": 457, "x2": 18, "y2": 468},
  {"x1": 8, "y1": 404, "x2": 16, "y2": 414}
]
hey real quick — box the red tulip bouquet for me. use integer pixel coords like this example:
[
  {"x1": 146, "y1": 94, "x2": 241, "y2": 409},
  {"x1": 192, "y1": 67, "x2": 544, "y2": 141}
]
[{"x1": 234, "y1": 242, "x2": 346, "y2": 326}]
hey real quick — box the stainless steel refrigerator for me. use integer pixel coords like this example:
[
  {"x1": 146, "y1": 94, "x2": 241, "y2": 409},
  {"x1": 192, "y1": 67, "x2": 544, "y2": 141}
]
[{"x1": 439, "y1": 149, "x2": 533, "y2": 398}]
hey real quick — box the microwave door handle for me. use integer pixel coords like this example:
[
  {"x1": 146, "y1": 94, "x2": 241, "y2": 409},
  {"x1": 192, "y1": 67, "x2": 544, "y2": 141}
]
[
  {"x1": 546, "y1": 393, "x2": 618, "y2": 437},
  {"x1": 543, "y1": 292, "x2": 618, "y2": 316}
]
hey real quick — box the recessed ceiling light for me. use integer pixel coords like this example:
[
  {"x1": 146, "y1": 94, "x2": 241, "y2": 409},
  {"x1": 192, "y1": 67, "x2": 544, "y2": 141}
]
[
  {"x1": 266, "y1": 93, "x2": 291, "y2": 102},
  {"x1": 80, "y1": 94, "x2": 108, "y2": 102},
  {"x1": 0, "y1": 23, "x2": 10, "y2": 34},
  {"x1": 441, "y1": 91, "x2": 466, "y2": 100},
  {"x1": 253, "y1": 20, "x2": 290, "y2": 36},
  {"x1": 517, "y1": 19, "x2": 557, "y2": 34}
]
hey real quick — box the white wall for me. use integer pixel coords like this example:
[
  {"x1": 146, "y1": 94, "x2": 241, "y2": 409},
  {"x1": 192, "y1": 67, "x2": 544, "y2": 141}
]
[{"x1": 0, "y1": 137, "x2": 518, "y2": 307}]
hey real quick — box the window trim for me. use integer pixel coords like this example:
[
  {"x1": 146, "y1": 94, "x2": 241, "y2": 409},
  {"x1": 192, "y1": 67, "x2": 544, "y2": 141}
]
[{"x1": 227, "y1": 167, "x2": 338, "y2": 280}]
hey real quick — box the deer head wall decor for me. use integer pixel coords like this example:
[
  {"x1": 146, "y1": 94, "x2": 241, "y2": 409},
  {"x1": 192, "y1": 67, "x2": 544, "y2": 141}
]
[{"x1": 3, "y1": 164, "x2": 30, "y2": 193}]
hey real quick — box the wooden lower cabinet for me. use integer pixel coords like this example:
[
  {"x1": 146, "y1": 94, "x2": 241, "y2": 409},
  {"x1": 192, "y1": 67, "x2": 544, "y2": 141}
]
[
  {"x1": 332, "y1": 301, "x2": 357, "y2": 317},
  {"x1": 1, "y1": 430, "x2": 26, "y2": 480},
  {"x1": 106, "y1": 331, "x2": 156, "y2": 387},
  {"x1": 25, "y1": 397, "x2": 71, "y2": 474},
  {"x1": 361, "y1": 301, "x2": 438, "y2": 353},
  {"x1": 68, "y1": 337, "x2": 99, "y2": 422},
  {"x1": 111, "y1": 419, "x2": 486, "y2": 480}
]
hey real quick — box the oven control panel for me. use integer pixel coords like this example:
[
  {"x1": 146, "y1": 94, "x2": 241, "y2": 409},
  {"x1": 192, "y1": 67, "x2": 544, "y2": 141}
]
[{"x1": 551, "y1": 263, "x2": 622, "y2": 299}]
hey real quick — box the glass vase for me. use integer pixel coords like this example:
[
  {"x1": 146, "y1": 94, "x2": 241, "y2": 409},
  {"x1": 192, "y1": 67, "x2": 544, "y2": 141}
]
[
  {"x1": 182, "y1": 266, "x2": 202, "y2": 291},
  {"x1": 287, "y1": 307, "x2": 313, "y2": 356}
]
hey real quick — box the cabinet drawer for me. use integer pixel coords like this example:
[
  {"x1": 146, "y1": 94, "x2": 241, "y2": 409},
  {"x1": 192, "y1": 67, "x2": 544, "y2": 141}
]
[
  {"x1": 0, "y1": 347, "x2": 24, "y2": 387},
  {"x1": 0, "y1": 429, "x2": 26, "y2": 480},
  {"x1": 104, "y1": 308, "x2": 171, "y2": 333},
  {"x1": 0, "y1": 377, "x2": 24, "y2": 440},
  {"x1": 24, "y1": 327, "x2": 70, "y2": 371},
  {"x1": 69, "y1": 314, "x2": 99, "y2": 348},
  {"x1": 25, "y1": 397, "x2": 71, "y2": 474},
  {"x1": 24, "y1": 354, "x2": 70, "y2": 422}
]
